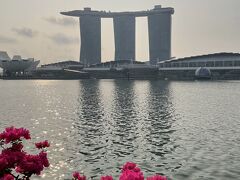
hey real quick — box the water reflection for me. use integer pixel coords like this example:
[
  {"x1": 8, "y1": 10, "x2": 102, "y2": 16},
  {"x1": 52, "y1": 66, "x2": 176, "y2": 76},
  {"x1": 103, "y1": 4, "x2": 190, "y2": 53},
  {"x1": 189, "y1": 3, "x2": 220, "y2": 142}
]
[
  {"x1": 144, "y1": 81, "x2": 179, "y2": 176},
  {"x1": 70, "y1": 80, "x2": 106, "y2": 177},
  {"x1": 69, "y1": 80, "x2": 177, "y2": 178},
  {"x1": 147, "y1": 81, "x2": 175, "y2": 156},
  {"x1": 112, "y1": 80, "x2": 136, "y2": 159},
  {"x1": 1, "y1": 80, "x2": 240, "y2": 179}
]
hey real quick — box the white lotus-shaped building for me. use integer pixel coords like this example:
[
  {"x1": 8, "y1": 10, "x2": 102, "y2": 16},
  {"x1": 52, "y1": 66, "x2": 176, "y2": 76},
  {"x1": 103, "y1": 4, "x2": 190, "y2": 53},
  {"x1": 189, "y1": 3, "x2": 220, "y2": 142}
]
[{"x1": 0, "y1": 51, "x2": 40, "y2": 74}]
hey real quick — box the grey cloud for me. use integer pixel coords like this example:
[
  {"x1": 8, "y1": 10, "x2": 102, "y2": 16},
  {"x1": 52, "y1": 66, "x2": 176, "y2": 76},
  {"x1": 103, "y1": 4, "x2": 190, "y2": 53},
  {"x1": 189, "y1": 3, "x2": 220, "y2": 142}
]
[
  {"x1": 0, "y1": 35, "x2": 17, "y2": 43},
  {"x1": 12, "y1": 27, "x2": 38, "y2": 38},
  {"x1": 49, "y1": 33, "x2": 79, "y2": 44},
  {"x1": 44, "y1": 17, "x2": 77, "y2": 27}
]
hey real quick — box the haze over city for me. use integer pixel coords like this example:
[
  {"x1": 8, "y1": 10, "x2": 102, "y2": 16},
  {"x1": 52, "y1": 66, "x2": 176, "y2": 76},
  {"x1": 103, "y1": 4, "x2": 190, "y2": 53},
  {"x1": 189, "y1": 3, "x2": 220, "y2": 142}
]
[
  {"x1": 1, "y1": 1, "x2": 240, "y2": 180},
  {"x1": 0, "y1": 0, "x2": 240, "y2": 64}
]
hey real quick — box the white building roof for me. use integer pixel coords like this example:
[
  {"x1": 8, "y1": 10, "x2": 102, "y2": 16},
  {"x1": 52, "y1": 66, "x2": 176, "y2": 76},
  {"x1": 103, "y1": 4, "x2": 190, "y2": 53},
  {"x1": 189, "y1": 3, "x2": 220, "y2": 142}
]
[{"x1": 0, "y1": 51, "x2": 11, "y2": 61}]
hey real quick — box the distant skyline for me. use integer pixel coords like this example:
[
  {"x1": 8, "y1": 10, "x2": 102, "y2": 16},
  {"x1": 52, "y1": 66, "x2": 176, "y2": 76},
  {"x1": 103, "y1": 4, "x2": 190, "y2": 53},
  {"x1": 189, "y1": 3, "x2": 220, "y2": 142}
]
[{"x1": 0, "y1": 0, "x2": 240, "y2": 64}]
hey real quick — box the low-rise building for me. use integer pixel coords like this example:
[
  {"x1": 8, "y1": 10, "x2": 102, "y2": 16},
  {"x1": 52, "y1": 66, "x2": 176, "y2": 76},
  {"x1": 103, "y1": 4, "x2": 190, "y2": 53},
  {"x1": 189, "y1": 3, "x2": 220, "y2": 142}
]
[{"x1": 0, "y1": 51, "x2": 40, "y2": 77}]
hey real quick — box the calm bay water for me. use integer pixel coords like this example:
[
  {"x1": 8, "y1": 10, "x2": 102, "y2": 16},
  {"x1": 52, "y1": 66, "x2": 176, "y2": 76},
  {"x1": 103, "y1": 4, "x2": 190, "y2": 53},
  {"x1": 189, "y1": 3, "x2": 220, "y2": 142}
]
[{"x1": 0, "y1": 80, "x2": 240, "y2": 180}]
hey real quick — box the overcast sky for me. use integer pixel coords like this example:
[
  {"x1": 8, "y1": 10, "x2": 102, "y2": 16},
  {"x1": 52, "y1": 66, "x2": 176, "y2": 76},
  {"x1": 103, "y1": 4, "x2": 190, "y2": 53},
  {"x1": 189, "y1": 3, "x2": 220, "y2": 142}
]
[{"x1": 0, "y1": 0, "x2": 240, "y2": 64}]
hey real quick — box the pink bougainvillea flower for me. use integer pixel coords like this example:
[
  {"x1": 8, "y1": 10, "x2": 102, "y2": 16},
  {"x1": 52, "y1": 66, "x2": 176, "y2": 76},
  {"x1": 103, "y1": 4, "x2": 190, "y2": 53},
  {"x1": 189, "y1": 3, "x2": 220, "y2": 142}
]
[
  {"x1": 1, "y1": 148, "x2": 25, "y2": 169},
  {"x1": 133, "y1": 167, "x2": 141, "y2": 173},
  {"x1": 11, "y1": 143, "x2": 24, "y2": 151},
  {"x1": 39, "y1": 151, "x2": 50, "y2": 167},
  {"x1": 122, "y1": 162, "x2": 137, "y2": 172},
  {"x1": 1, "y1": 174, "x2": 14, "y2": 180},
  {"x1": 15, "y1": 150, "x2": 49, "y2": 176},
  {"x1": 16, "y1": 154, "x2": 44, "y2": 175},
  {"x1": 119, "y1": 169, "x2": 144, "y2": 180},
  {"x1": 0, "y1": 155, "x2": 8, "y2": 172},
  {"x1": 146, "y1": 175, "x2": 168, "y2": 180},
  {"x1": 0, "y1": 126, "x2": 50, "y2": 180},
  {"x1": 35, "y1": 140, "x2": 50, "y2": 149},
  {"x1": 0, "y1": 132, "x2": 4, "y2": 141},
  {"x1": 72, "y1": 172, "x2": 86, "y2": 180},
  {"x1": 119, "y1": 162, "x2": 144, "y2": 180},
  {"x1": 0, "y1": 126, "x2": 31, "y2": 143},
  {"x1": 73, "y1": 172, "x2": 80, "y2": 179},
  {"x1": 100, "y1": 175, "x2": 113, "y2": 180}
]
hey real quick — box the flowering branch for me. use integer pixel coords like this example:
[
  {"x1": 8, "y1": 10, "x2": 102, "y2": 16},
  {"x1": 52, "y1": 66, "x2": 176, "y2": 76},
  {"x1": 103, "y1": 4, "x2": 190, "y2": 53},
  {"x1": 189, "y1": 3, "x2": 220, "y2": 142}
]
[
  {"x1": 0, "y1": 126, "x2": 50, "y2": 180},
  {"x1": 72, "y1": 162, "x2": 168, "y2": 180}
]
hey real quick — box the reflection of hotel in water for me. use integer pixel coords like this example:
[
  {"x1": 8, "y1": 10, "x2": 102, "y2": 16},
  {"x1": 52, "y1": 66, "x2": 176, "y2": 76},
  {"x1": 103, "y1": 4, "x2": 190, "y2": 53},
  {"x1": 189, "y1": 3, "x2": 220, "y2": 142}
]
[
  {"x1": 75, "y1": 80, "x2": 174, "y2": 163},
  {"x1": 61, "y1": 5, "x2": 174, "y2": 65}
]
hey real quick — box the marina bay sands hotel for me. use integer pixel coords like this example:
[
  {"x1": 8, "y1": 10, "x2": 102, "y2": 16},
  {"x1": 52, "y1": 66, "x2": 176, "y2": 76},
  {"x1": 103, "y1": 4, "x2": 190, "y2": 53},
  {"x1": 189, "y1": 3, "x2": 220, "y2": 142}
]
[{"x1": 61, "y1": 5, "x2": 174, "y2": 65}]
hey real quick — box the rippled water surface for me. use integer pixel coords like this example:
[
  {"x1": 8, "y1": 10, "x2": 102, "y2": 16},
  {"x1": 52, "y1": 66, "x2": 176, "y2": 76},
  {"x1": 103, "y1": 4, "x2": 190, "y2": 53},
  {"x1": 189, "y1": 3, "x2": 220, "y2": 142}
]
[{"x1": 0, "y1": 80, "x2": 240, "y2": 180}]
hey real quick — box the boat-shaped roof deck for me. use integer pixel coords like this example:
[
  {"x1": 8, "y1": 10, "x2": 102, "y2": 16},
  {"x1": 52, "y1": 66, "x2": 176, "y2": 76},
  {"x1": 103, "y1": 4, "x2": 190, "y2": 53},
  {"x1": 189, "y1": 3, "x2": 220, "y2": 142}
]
[{"x1": 61, "y1": 6, "x2": 174, "y2": 18}]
